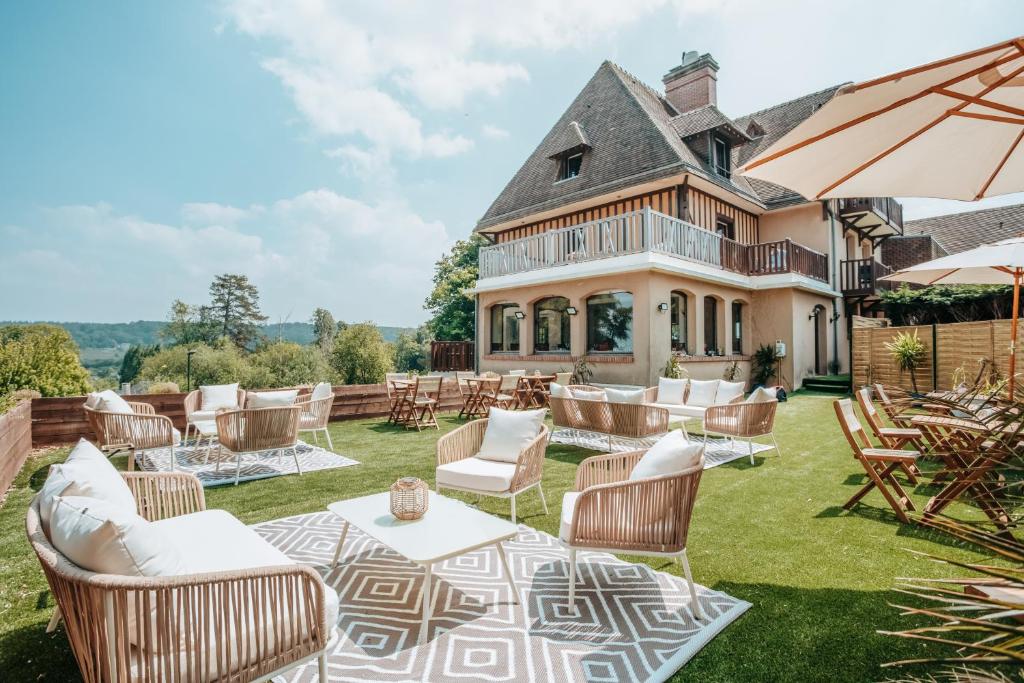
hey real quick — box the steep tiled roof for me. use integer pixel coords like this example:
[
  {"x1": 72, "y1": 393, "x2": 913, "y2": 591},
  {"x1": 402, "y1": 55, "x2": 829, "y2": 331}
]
[
  {"x1": 547, "y1": 121, "x2": 590, "y2": 156},
  {"x1": 902, "y1": 203, "x2": 1024, "y2": 254},
  {"x1": 670, "y1": 104, "x2": 749, "y2": 142}
]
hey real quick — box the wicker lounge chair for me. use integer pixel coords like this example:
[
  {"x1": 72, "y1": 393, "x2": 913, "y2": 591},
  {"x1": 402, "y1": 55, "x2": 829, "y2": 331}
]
[
  {"x1": 702, "y1": 394, "x2": 780, "y2": 464},
  {"x1": 83, "y1": 400, "x2": 179, "y2": 471},
  {"x1": 182, "y1": 387, "x2": 246, "y2": 444},
  {"x1": 297, "y1": 382, "x2": 336, "y2": 451},
  {"x1": 215, "y1": 406, "x2": 302, "y2": 485},
  {"x1": 549, "y1": 385, "x2": 670, "y2": 451}
]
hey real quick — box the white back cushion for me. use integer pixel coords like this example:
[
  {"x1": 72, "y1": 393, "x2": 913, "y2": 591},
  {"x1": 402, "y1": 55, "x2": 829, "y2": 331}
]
[
  {"x1": 716, "y1": 380, "x2": 745, "y2": 405},
  {"x1": 96, "y1": 389, "x2": 133, "y2": 414},
  {"x1": 572, "y1": 389, "x2": 606, "y2": 402},
  {"x1": 549, "y1": 382, "x2": 570, "y2": 399},
  {"x1": 746, "y1": 386, "x2": 777, "y2": 403},
  {"x1": 605, "y1": 387, "x2": 645, "y2": 404},
  {"x1": 656, "y1": 377, "x2": 688, "y2": 405},
  {"x1": 686, "y1": 380, "x2": 720, "y2": 407},
  {"x1": 49, "y1": 496, "x2": 186, "y2": 576},
  {"x1": 477, "y1": 408, "x2": 546, "y2": 463},
  {"x1": 630, "y1": 431, "x2": 704, "y2": 481},
  {"x1": 508, "y1": 370, "x2": 527, "y2": 376},
  {"x1": 84, "y1": 392, "x2": 103, "y2": 410},
  {"x1": 38, "y1": 440, "x2": 136, "y2": 532},
  {"x1": 200, "y1": 383, "x2": 240, "y2": 411},
  {"x1": 311, "y1": 382, "x2": 333, "y2": 400},
  {"x1": 247, "y1": 389, "x2": 298, "y2": 408}
]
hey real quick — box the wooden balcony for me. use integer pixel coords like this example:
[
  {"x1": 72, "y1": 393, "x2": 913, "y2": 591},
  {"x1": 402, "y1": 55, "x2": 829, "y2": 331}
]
[
  {"x1": 478, "y1": 209, "x2": 829, "y2": 283},
  {"x1": 840, "y1": 258, "x2": 895, "y2": 297},
  {"x1": 836, "y1": 197, "x2": 904, "y2": 238}
]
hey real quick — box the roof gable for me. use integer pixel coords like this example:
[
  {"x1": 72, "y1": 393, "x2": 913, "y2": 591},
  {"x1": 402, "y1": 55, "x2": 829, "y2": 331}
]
[
  {"x1": 902, "y1": 203, "x2": 1024, "y2": 254},
  {"x1": 546, "y1": 121, "x2": 590, "y2": 157}
]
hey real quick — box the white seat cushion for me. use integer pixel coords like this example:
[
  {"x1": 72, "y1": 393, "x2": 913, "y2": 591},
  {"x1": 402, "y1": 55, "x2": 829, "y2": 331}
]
[
  {"x1": 38, "y1": 439, "x2": 137, "y2": 533},
  {"x1": 650, "y1": 402, "x2": 705, "y2": 419},
  {"x1": 686, "y1": 380, "x2": 720, "y2": 408},
  {"x1": 436, "y1": 456, "x2": 518, "y2": 493},
  {"x1": 630, "y1": 431, "x2": 703, "y2": 481},
  {"x1": 247, "y1": 389, "x2": 298, "y2": 408},
  {"x1": 559, "y1": 491, "x2": 582, "y2": 541},
  {"x1": 96, "y1": 389, "x2": 133, "y2": 414},
  {"x1": 716, "y1": 380, "x2": 745, "y2": 405},
  {"x1": 605, "y1": 387, "x2": 645, "y2": 404},
  {"x1": 200, "y1": 383, "x2": 240, "y2": 411},
  {"x1": 187, "y1": 409, "x2": 217, "y2": 423},
  {"x1": 476, "y1": 407, "x2": 545, "y2": 463},
  {"x1": 656, "y1": 377, "x2": 688, "y2": 405}
]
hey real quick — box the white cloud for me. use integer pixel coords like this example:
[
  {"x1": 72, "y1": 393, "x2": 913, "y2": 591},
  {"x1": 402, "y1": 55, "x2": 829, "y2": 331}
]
[
  {"x1": 481, "y1": 124, "x2": 510, "y2": 139},
  {"x1": 0, "y1": 192, "x2": 450, "y2": 325}
]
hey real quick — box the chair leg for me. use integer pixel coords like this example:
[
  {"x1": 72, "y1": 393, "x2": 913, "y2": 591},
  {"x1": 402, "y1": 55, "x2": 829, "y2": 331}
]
[
  {"x1": 169, "y1": 446, "x2": 175, "y2": 472},
  {"x1": 567, "y1": 548, "x2": 577, "y2": 612},
  {"x1": 770, "y1": 432, "x2": 781, "y2": 457},
  {"x1": 234, "y1": 451, "x2": 242, "y2": 486},
  {"x1": 510, "y1": 494, "x2": 517, "y2": 525},
  {"x1": 46, "y1": 606, "x2": 62, "y2": 633},
  {"x1": 318, "y1": 654, "x2": 328, "y2": 683},
  {"x1": 680, "y1": 549, "x2": 705, "y2": 621},
  {"x1": 537, "y1": 483, "x2": 549, "y2": 515},
  {"x1": 325, "y1": 429, "x2": 334, "y2": 452},
  {"x1": 292, "y1": 447, "x2": 303, "y2": 475},
  {"x1": 748, "y1": 437, "x2": 754, "y2": 465},
  {"x1": 313, "y1": 430, "x2": 319, "y2": 445}
]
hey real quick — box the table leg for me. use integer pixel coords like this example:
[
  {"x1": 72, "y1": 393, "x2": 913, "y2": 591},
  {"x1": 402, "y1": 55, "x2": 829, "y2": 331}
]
[
  {"x1": 419, "y1": 562, "x2": 433, "y2": 645},
  {"x1": 496, "y1": 541, "x2": 520, "y2": 604},
  {"x1": 331, "y1": 521, "x2": 350, "y2": 568}
]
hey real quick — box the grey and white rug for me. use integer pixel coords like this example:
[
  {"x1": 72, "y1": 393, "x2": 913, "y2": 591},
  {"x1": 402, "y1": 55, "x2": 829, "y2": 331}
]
[
  {"x1": 550, "y1": 429, "x2": 775, "y2": 468},
  {"x1": 134, "y1": 439, "x2": 359, "y2": 487},
  {"x1": 256, "y1": 511, "x2": 750, "y2": 683}
]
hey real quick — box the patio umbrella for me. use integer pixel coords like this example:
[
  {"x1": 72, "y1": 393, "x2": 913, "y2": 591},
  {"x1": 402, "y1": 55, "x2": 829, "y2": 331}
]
[
  {"x1": 738, "y1": 36, "x2": 1024, "y2": 200},
  {"x1": 879, "y1": 236, "x2": 1024, "y2": 396}
]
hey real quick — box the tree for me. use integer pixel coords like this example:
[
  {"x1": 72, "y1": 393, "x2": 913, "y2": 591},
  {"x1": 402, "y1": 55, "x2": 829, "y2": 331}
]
[
  {"x1": 161, "y1": 299, "x2": 217, "y2": 346},
  {"x1": 0, "y1": 324, "x2": 91, "y2": 397},
  {"x1": 394, "y1": 325, "x2": 432, "y2": 373},
  {"x1": 311, "y1": 308, "x2": 337, "y2": 354},
  {"x1": 138, "y1": 342, "x2": 249, "y2": 389},
  {"x1": 423, "y1": 236, "x2": 485, "y2": 341},
  {"x1": 330, "y1": 322, "x2": 394, "y2": 384},
  {"x1": 202, "y1": 274, "x2": 268, "y2": 349},
  {"x1": 118, "y1": 344, "x2": 158, "y2": 384},
  {"x1": 245, "y1": 341, "x2": 335, "y2": 388}
]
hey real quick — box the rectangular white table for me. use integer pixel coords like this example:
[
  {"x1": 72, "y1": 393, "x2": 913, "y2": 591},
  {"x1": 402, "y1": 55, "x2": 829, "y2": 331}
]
[{"x1": 328, "y1": 491, "x2": 520, "y2": 644}]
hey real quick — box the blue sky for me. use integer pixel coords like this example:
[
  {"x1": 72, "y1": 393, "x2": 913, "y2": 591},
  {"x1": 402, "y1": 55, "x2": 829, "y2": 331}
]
[{"x1": 2, "y1": 1, "x2": 1022, "y2": 326}]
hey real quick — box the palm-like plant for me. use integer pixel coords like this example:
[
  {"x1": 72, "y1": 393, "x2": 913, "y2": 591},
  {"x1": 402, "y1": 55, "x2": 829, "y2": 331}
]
[{"x1": 885, "y1": 330, "x2": 927, "y2": 394}]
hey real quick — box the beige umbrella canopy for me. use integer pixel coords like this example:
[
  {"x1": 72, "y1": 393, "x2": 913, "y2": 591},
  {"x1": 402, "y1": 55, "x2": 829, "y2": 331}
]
[
  {"x1": 739, "y1": 36, "x2": 1024, "y2": 200},
  {"x1": 879, "y1": 236, "x2": 1024, "y2": 396}
]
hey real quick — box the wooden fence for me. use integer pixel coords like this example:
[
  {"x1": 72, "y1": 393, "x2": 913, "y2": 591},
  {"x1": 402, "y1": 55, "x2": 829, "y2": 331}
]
[
  {"x1": 0, "y1": 401, "x2": 33, "y2": 494},
  {"x1": 30, "y1": 382, "x2": 466, "y2": 447},
  {"x1": 852, "y1": 319, "x2": 1024, "y2": 392},
  {"x1": 431, "y1": 341, "x2": 474, "y2": 372}
]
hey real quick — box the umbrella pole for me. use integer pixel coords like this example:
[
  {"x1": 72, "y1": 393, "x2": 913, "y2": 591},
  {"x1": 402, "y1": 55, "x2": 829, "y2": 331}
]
[{"x1": 1011, "y1": 271, "x2": 1021, "y2": 399}]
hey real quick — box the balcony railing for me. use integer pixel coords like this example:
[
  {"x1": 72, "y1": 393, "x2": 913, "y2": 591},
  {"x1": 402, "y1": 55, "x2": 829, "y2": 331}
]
[
  {"x1": 836, "y1": 197, "x2": 904, "y2": 232},
  {"x1": 840, "y1": 258, "x2": 895, "y2": 296},
  {"x1": 479, "y1": 208, "x2": 829, "y2": 283}
]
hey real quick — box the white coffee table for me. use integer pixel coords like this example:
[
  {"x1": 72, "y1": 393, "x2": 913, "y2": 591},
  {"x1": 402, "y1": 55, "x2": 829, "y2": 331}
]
[{"x1": 327, "y1": 491, "x2": 520, "y2": 644}]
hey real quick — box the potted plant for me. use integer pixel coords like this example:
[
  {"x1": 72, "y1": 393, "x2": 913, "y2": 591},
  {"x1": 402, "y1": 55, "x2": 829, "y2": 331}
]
[
  {"x1": 883, "y1": 330, "x2": 926, "y2": 395},
  {"x1": 751, "y1": 344, "x2": 779, "y2": 389}
]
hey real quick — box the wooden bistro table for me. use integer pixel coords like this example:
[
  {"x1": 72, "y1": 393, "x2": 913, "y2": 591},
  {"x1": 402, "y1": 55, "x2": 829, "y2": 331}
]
[
  {"x1": 513, "y1": 374, "x2": 555, "y2": 409},
  {"x1": 911, "y1": 414, "x2": 1019, "y2": 534},
  {"x1": 328, "y1": 491, "x2": 520, "y2": 644},
  {"x1": 460, "y1": 377, "x2": 500, "y2": 419}
]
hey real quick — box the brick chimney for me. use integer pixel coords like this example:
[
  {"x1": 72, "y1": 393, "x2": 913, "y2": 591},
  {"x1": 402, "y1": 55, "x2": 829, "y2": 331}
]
[{"x1": 663, "y1": 51, "x2": 719, "y2": 114}]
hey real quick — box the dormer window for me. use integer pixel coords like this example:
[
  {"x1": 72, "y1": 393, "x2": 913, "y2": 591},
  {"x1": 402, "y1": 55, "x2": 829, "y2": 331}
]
[
  {"x1": 712, "y1": 134, "x2": 731, "y2": 178},
  {"x1": 559, "y1": 152, "x2": 583, "y2": 181}
]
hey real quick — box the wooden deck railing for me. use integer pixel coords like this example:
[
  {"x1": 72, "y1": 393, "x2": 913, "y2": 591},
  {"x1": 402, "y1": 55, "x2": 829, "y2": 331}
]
[
  {"x1": 836, "y1": 197, "x2": 904, "y2": 231},
  {"x1": 479, "y1": 209, "x2": 829, "y2": 283},
  {"x1": 840, "y1": 258, "x2": 895, "y2": 296}
]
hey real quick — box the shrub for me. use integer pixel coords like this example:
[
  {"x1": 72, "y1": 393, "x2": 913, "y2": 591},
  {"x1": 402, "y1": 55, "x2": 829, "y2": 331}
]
[
  {"x1": 751, "y1": 344, "x2": 779, "y2": 387},
  {"x1": 0, "y1": 324, "x2": 91, "y2": 397},
  {"x1": 138, "y1": 342, "x2": 249, "y2": 390},
  {"x1": 330, "y1": 323, "x2": 394, "y2": 384},
  {"x1": 147, "y1": 381, "x2": 181, "y2": 394},
  {"x1": 245, "y1": 342, "x2": 334, "y2": 389}
]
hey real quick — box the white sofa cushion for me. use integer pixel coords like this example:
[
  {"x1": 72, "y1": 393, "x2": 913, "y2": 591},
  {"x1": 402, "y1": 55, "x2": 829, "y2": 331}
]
[
  {"x1": 549, "y1": 382, "x2": 570, "y2": 399},
  {"x1": 630, "y1": 431, "x2": 703, "y2": 481},
  {"x1": 508, "y1": 370, "x2": 526, "y2": 376},
  {"x1": 656, "y1": 377, "x2": 688, "y2": 405},
  {"x1": 96, "y1": 389, "x2": 133, "y2": 414},
  {"x1": 49, "y1": 495, "x2": 187, "y2": 576},
  {"x1": 572, "y1": 389, "x2": 606, "y2": 402},
  {"x1": 38, "y1": 440, "x2": 137, "y2": 532},
  {"x1": 716, "y1": 380, "x2": 745, "y2": 405},
  {"x1": 686, "y1": 380, "x2": 720, "y2": 408},
  {"x1": 200, "y1": 383, "x2": 240, "y2": 411},
  {"x1": 247, "y1": 389, "x2": 298, "y2": 408},
  {"x1": 746, "y1": 386, "x2": 777, "y2": 403},
  {"x1": 476, "y1": 408, "x2": 545, "y2": 463},
  {"x1": 436, "y1": 456, "x2": 518, "y2": 492},
  {"x1": 605, "y1": 387, "x2": 645, "y2": 404},
  {"x1": 650, "y1": 402, "x2": 706, "y2": 419}
]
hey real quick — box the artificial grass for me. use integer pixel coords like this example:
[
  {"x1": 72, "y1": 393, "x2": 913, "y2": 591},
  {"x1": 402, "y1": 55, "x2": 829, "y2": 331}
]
[{"x1": 0, "y1": 393, "x2": 991, "y2": 682}]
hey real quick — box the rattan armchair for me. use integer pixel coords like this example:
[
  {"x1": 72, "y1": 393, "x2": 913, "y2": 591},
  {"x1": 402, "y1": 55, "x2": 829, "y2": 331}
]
[
  {"x1": 182, "y1": 388, "x2": 246, "y2": 444},
  {"x1": 436, "y1": 418, "x2": 551, "y2": 523},
  {"x1": 297, "y1": 383, "x2": 336, "y2": 451},
  {"x1": 702, "y1": 399, "x2": 780, "y2": 464},
  {"x1": 83, "y1": 402, "x2": 179, "y2": 472},
  {"x1": 215, "y1": 406, "x2": 302, "y2": 485},
  {"x1": 548, "y1": 385, "x2": 670, "y2": 451},
  {"x1": 27, "y1": 471, "x2": 332, "y2": 683},
  {"x1": 562, "y1": 448, "x2": 705, "y2": 618}
]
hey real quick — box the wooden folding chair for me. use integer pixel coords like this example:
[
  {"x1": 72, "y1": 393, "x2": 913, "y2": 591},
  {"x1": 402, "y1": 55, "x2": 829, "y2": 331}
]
[
  {"x1": 386, "y1": 373, "x2": 411, "y2": 424},
  {"x1": 856, "y1": 387, "x2": 923, "y2": 484},
  {"x1": 406, "y1": 376, "x2": 443, "y2": 430},
  {"x1": 834, "y1": 398, "x2": 920, "y2": 524},
  {"x1": 496, "y1": 375, "x2": 519, "y2": 409}
]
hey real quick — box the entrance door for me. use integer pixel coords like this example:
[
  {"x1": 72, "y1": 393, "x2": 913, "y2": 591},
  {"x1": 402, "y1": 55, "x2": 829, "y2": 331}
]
[{"x1": 812, "y1": 305, "x2": 828, "y2": 374}]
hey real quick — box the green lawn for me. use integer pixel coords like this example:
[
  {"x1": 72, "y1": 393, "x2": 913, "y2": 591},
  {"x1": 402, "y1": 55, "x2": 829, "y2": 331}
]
[{"x1": 0, "y1": 393, "x2": 991, "y2": 681}]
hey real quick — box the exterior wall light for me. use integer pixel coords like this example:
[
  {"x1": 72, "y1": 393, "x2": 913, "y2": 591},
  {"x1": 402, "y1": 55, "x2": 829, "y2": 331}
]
[
  {"x1": 566, "y1": 306, "x2": 578, "y2": 315},
  {"x1": 514, "y1": 311, "x2": 526, "y2": 320},
  {"x1": 657, "y1": 302, "x2": 669, "y2": 312}
]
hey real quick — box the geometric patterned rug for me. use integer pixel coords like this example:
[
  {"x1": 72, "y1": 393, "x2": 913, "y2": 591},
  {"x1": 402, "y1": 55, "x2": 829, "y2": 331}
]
[
  {"x1": 550, "y1": 428, "x2": 774, "y2": 469},
  {"x1": 255, "y1": 511, "x2": 750, "y2": 682},
  {"x1": 133, "y1": 440, "x2": 359, "y2": 487}
]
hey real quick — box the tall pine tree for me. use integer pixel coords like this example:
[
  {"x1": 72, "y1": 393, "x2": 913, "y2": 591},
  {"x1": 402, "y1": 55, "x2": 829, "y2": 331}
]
[{"x1": 202, "y1": 274, "x2": 268, "y2": 350}]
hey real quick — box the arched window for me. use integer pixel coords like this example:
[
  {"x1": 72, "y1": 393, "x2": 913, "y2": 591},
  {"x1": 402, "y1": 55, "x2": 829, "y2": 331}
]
[
  {"x1": 534, "y1": 297, "x2": 570, "y2": 353},
  {"x1": 490, "y1": 303, "x2": 521, "y2": 353},
  {"x1": 587, "y1": 292, "x2": 633, "y2": 353},
  {"x1": 670, "y1": 291, "x2": 689, "y2": 353},
  {"x1": 732, "y1": 301, "x2": 745, "y2": 355},
  {"x1": 703, "y1": 296, "x2": 720, "y2": 355}
]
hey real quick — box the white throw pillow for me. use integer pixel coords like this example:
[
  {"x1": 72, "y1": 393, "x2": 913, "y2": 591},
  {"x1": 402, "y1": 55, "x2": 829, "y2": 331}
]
[
  {"x1": 656, "y1": 377, "x2": 688, "y2": 405},
  {"x1": 49, "y1": 496, "x2": 186, "y2": 576},
  {"x1": 716, "y1": 380, "x2": 745, "y2": 405},
  {"x1": 96, "y1": 389, "x2": 133, "y2": 414},
  {"x1": 247, "y1": 389, "x2": 298, "y2": 408},
  {"x1": 746, "y1": 387, "x2": 777, "y2": 403},
  {"x1": 549, "y1": 382, "x2": 570, "y2": 399},
  {"x1": 200, "y1": 383, "x2": 240, "y2": 411},
  {"x1": 311, "y1": 382, "x2": 333, "y2": 401},
  {"x1": 605, "y1": 387, "x2": 645, "y2": 404},
  {"x1": 38, "y1": 441, "x2": 137, "y2": 532},
  {"x1": 686, "y1": 380, "x2": 720, "y2": 408},
  {"x1": 572, "y1": 388, "x2": 606, "y2": 402},
  {"x1": 84, "y1": 392, "x2": 103, "y2": 410},
  {"x1": 630, "y1": 431, "x2": 704, "y2": 481},
  {"x1": 65, "y1": 437, "x2": 107, "y2": 464},
  {"x1": 476, "y1": 408, "x2": 546, "y2": 463}
]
